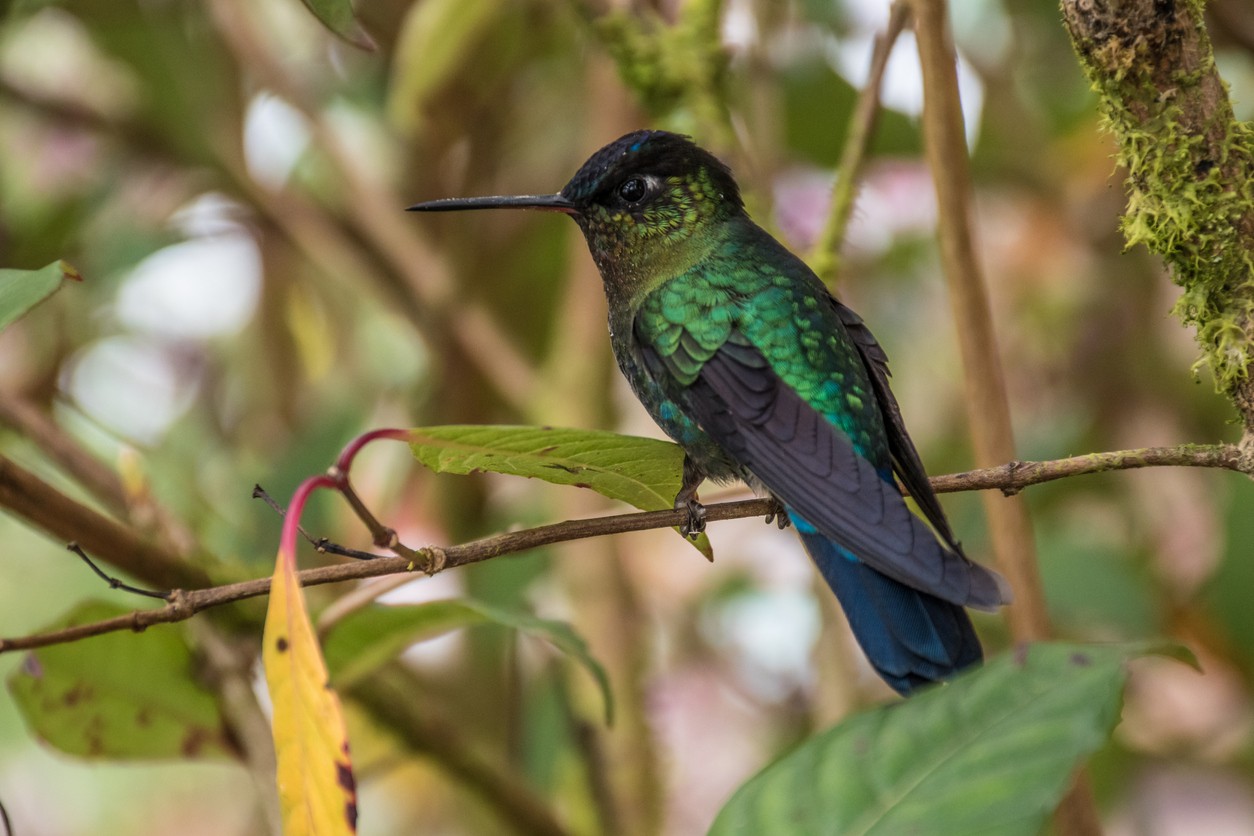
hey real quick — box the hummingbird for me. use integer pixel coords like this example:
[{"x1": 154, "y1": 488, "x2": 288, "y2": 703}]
[{"x1": 409, "y1": 130, "x2": 1010, "y2": 695}]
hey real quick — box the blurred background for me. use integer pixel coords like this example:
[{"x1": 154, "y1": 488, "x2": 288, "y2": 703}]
[{"x1": 2, "y1": 0, "x2": 1254, "y2": 833}]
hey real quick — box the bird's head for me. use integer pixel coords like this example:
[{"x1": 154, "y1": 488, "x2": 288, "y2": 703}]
[{"x1": 409, "y1": 131, "x2": 744, "y2": 298}]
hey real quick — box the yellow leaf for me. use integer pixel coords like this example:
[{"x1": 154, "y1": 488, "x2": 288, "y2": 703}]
[{"x1": 264, "y1": 547, "x2": 358, "y2": 835}]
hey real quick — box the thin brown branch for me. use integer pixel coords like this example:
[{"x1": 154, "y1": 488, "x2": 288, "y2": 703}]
[
  {"x1": 908, "y1": 2, "x2": 1095, "y2": 826},
  {"x1": 0, "y1": 394, "x2": 200, "y2": 557},
  {"x1": 191, "y1": 621, "x2": 282, "y2": 833},
  {"x1": 810, "y1": 2, "x2": 908, "y2": 285},
  {"x1": 2, "y1": 441, "x2": 1243, "y2": 654},
  {"x1": 0, "y1": 397, "x2": 129, "y2": 518},
  {"x1": 930, "y1": 443, "x2": 1247, "y2": 494},
  {"x1": 68, "y1": 543, "x2": 169, "y2": 599},
  {"x1": 0, "y1": 455, "x2": 214, "y2": 591},
  {"x1": 908, "y1": 0, "x2": 1051, "y2": 642},
  {"x1": 349, "y1": 665, "x2": 572, "y2": 836}
]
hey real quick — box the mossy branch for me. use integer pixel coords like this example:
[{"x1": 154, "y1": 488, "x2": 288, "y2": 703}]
[{"x1": 1061, "y1": 0, "x2": 1254, "y2": 435}]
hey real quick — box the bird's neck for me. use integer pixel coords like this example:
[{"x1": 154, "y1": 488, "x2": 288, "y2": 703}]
[{"x1": 586, "y1": 213, "x2": 742, "y2": 316}]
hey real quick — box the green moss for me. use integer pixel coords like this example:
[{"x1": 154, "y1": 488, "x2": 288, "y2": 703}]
[
  {"x1": 1067, "y1": 0, "x2": 1254, "y2": 397},
  {"x1": 584, "y1": 1, "x2": 731, "y2": 140}
]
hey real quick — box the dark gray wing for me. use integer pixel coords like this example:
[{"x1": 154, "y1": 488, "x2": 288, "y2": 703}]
[
  {"x1": 828, "y1": 299, "x2": 963, "y2": 553},
  {"x1": 662, "y1": 336, "x2": 1007, "y2": 610}
]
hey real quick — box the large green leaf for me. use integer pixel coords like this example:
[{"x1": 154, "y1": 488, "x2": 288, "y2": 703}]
[
  {"x1": 0, "y1": 260, "x2": 79, "y2": 334},
  {"x1": 323, "y1": 598, "x2": 613, "y2": 722},
  {"x1": 1203, "y1": 477, "x2": 1254, "y2": 670},
  {"x1": 7, "y1": 601, "x2": 236, "y2": 760},
  {"x1": 407, "y1": 425, "x2": 713, "y2": 559},
  {"x1": 710, "y1": 643, "x2": 1158, "y2": 836}
]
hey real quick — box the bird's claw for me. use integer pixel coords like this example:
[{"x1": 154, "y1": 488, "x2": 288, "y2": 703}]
[
  {"x1": 679, "y1": 498, "x2": 707, "y2": 539},
  {"x1": 764, "y1": 500, "x2": 791, "y2": 530}
]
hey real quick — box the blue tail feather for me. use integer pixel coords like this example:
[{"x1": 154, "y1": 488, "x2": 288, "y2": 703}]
[{"x1": 792, "y1": 514, "x2": 982, "y2": 695}]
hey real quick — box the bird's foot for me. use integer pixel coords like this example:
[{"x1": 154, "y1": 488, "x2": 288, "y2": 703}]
[
  {"x1": 678, "y1": 498, "x2": 707, "y2": 539},
  {"x1": 674, "y1": 454, "x2": 707, "y2": 539},
  {"x1": 764, "y1": 499, "x2": 791, "y2": 530}
]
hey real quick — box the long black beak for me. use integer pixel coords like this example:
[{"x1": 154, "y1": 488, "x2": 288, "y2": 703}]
[{"x1": 406, "y1": 194, "x2": 578, "y2": 215}]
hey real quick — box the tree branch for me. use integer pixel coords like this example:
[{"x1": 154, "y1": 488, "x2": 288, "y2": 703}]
[
  {"x1": 1061, "y1": 0, "x2": 1254, "y2": 435},
  {"x1": 2, "y1": 441, "x2": 1244, "y2": 655},
  {"x1": 810, "y1": 2, "x2": 909, "y2": 285},
  {"x1": 0, "y1": 455, "x2": 214, "y2": 591},
  {"x1": 929, "y1": 442, "x2": 1248, "y2": 494},
  {"x1": 909, "y1": 4, "x2": 1096, "y2": 826},
  {"x1": 909, "y1": 0, "x2": 1052, "y2": 642},
  {"x1": 349, "y1": 665, "x2": 572, "y2": 836}
]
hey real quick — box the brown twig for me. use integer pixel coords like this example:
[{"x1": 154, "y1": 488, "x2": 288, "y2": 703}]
[
  {"x1": 0, "y1": 455, "x2": 215, "y2": 591},
  {"x1": 2, "y1": 441, "x2": 1244, "y2": 654},
  {"x1": 349, "y1": 665, "x2": 572, "y2": 836},
  {"x1": 0, "y1": 395, "x2": 199, "y2": 557},
  {"x1": 908, "y1": 2, "x2": 1100, "y2": 828},
  {"x1": 67, "y1": 543, "x2": 169, "y2": 599},
  {"x1": 190, "y1": 621, "x2": 281, "y2": 832},
  {"x1": 928, "y1": 443, "x2": 1247, "y2": 494},
  {"x1": 810, "y1": 2, "x2": 909, "y2": 285},
  {"x1": 0, "y1": 397, "x2": 130, "y2": 518},
  {"x1": 908, "y1": 0, "x2": 1051, "y2": 642}
]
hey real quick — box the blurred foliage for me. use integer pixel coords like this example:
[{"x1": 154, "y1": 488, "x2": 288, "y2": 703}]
[
  {"x1": 0, "y1": 0, "x2": 1252, "y2": 834},
  {"x1": 8, "y1": 599, "x2": 236, "y2": 761}
]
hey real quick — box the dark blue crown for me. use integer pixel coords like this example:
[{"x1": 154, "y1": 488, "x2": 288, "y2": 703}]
[{"x1": 560, "y1": 130, "x2": 743, "y2": 209}]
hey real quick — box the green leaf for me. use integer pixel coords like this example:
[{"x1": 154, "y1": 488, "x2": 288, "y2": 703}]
[
  {"x1": 1203, "y1": 477, "x2": 1254, "y2": 669},
  {"x1": 323, "y1": 598, "x2": 614, "y2": 723},
  {"x1": 297, "y1": 0, "x2": 376, "y2": 50},
  {"x1": 710, "y1": 643, "x2": 1157, "y2": 836},
  {"x1": 407, "y1": 425, "x2": 713, "y2": 559},
  {"x1": 7, "y1": 601, "x2": 236, "y2": 760},
  {"x1": 0, "y1": 260, "x2": 80, "y2": 334}
]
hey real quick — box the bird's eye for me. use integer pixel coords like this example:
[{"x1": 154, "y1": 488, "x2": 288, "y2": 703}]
[{"x1": 618, "y1": 177, "x2": 647, "y2": 204}]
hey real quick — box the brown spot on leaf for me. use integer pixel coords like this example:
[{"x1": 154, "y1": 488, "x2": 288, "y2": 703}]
[
  {"x1": 183, "y1": 726, "x2": 212, "y2": 757},
  {"x1": 63, "y1": 684, "x2": 91, "y2": 707},
  {"x1": 136, "y1": 708, "x2": 152, "y2": 727},
  {"x1": 1071, "y1": 652, "x2": 1092, "y2": 667},
  {"x1": 338, "y1": 759, "x2": 359, "y2": 828},
  {"x1": 337, "y1": 760, "x2": 357, "y2": 795},
  {"x1": 275, "y1": 637, "x2": 289, "y2": 653}
]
